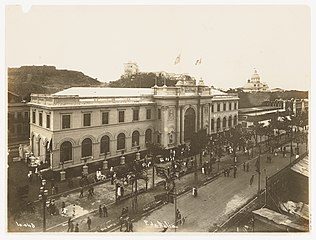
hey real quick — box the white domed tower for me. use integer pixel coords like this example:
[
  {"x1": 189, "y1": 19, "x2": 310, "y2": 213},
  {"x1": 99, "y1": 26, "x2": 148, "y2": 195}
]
[
  {"x1": 242, "y1": 69, "x2": 269, "y2": 92},
  {"x1": 251, "y1": 69, "x2": 261, "y2": 83}
]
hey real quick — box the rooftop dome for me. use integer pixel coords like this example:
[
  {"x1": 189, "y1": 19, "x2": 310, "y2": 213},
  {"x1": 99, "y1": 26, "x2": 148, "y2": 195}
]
[{"x1": 251, "y1": 69, "x2": 260, "y2": 81}]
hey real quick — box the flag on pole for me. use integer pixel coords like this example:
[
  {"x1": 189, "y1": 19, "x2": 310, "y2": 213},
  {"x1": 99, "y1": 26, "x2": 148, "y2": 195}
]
[
  {"x1": 195, "y1": 58, "x2": 202, "y2": 65},
  {"x1": 174, "y1": 54, "x2": 181, "y2": 65}
]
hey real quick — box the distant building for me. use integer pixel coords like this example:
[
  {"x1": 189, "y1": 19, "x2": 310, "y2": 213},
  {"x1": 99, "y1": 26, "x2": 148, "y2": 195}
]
[
  {"x1": 123, "y1": 62, "x2": 139, "y2": 77},
  {"x1": 242, "y1": 69, "x2": 269, "y2": 92},
  {"x1": 28, "y1": 79, "x2": 238, "y2": 175},
  {"x1": 269, "y1": 98, "x2": 308, "y2": 116},
  {"x1": 238, "y1": 106, "x2": 287, "y2": 128},
  {"x1": 8, "y1": 91, "x2": 30, "y2": 160}
]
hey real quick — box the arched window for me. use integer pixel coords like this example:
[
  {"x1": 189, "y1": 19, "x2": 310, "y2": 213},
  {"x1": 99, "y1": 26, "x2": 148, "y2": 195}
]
[
  {"x1": 82, "y1": 138, "x2": 92, "y2": 157},
  {"x1": 228, "y1": 116, "x2": 233, "y2": 128},
  {"x1": 229, "y1": 102, "x2": 232, "y2": 110},
  {"x1": 100, "y1": 135, "x2": 110, "y2": 154},
  {"x1": 223, "y1": 117, "x2": 227, "y2": 129},
  {"x1": 216, "y1": 118, "x2": 221, "y2": 131},
  {"x1": 117, "y1": 133, "x2": 125, "y2": 150},
  {"x1": 132, "y1": 131, "x2": 140, "y2": 147},
  {"x1": 145, "y1": 129, "x2": 152, "y2": 144},
  {"x1": 211, "y1": 119, "x2": 214, "y2": 131},
  {"x1": 234, "y1": 115, "x2": 238, "y2": 125},
  {"x1": 60, "y1": 141, "x2": 72, "y2": 162}
]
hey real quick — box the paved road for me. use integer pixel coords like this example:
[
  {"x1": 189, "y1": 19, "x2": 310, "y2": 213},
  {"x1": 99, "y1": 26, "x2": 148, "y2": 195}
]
[{"x1": 128, "y1": 143, "x2": 307, "y2": 232}]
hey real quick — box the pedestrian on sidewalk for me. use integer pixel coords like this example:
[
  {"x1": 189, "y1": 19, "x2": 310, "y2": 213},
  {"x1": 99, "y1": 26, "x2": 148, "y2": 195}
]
[
  {"x1": 67, "y1": 178, "x2": 73, "y2": 188},
  {"x1": 227, "y1": 169, "x2": 230, "y2": 177},
  {"x1": 246, "y1": 163, "x2": 249, "y2": 172},
  {"x1": 79, "y1": 186, "x2": 84, "y2": 198},
  {"x1": 119, "y1": 216, "x2": 124, "y2": 231},
  {"x1": 67, "y1": 218, "x2": 72, "y2": 232},
  {"x1": 27, "y1": 170, "x2": 33, "y2": 183},
  {"x1": 72, "y1": 204, "x2": 76, "y2": 217},
  {"x1": 243, "y1": 162, "x2": 246, "y2": 171},
  {"x1": 87, "y1": 217, "x2": 91, "y2": 230},
  {"x1": 233, "y1": 166, "x2": 237, "y2": 178},
  {"x1": 88, "y1": 186, "x2": 93, "y2": 199},
  {"x1": 128, "y1": 219, "x2": 134, "y2": 232},
  {"x1": 103, "y1": 204, "x2": 108, "y2": 217},
  {"x1": 250, "y1": 175, "x2": 254, "y2": 185},
  {"x1": 74, "y1": 223, "x2": 79, "y2": 232},
  {"x1": 99, "y1": 205, "x2": 102, "y2": 218}
]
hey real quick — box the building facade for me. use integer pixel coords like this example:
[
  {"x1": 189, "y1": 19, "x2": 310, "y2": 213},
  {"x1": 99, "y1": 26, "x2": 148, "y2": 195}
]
[
  {"x1": 270, "y1": 98, "x2": 308, "y2": 116},
  {"x1": 28, "y1": 79, "x2": 239, "y2": 172},
  {"x1": 8, "y1": 91, "x2": 30, "y2": 160}
]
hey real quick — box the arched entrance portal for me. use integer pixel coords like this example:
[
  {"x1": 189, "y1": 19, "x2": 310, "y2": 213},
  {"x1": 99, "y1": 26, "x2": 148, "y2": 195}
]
[{"x1": 184, "y1": 107, "x2": 196, "y2": 141}]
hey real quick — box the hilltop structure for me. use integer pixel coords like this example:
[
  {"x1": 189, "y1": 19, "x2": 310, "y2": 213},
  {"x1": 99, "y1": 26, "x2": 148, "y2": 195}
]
[{"x1": 242, "y1": 69, "x2": 269, "y2": 92}]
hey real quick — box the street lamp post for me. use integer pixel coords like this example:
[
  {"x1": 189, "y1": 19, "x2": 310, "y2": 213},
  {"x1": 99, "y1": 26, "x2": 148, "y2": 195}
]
[{"x1": 38, "y1": 179, "x2": 49, "y2": 232}]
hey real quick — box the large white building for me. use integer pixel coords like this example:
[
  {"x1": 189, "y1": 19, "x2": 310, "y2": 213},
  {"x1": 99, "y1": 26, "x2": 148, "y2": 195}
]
[
  {"x1": 28, "y1": 79, "x2": 238, "y2": 173},
  {"x1": 242, "y1": 69, "x2": 269, "y2": 92}
]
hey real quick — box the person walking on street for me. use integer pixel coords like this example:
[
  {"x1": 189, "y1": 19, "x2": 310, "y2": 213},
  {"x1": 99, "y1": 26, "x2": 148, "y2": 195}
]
[
  {"x1": 233, "y1": 166, "x2": 237, "y2": 178},
  {"x1": 99, "y1": 205, "x2": 103, "y2": 218},
  {"x1": 246, "y1": 163, "x2": 249, "y2": 172},
  {"x1": 243, "y1": 162, "x2": 246, "y2": 171},
  {"x1": 74, "y1": 223, "x2": 79, "y2": 232},
  {"x1": 227, "y1": 169, "x2": 230, "y2": 177},
  {"x1": 69, "y1": 220, "x2": 74, "y2": 232},
  {"x1": 103, "y1": 204, "x2": 108, "y2": 217},
  {"x1": 87, "y1": 217, "x2": 91, "y2": 230},
  {"x1": 72, "y1": 204, "x2": 76, "y2": 217},
  {"x1": 250, "y1": 175, "x2": 254, "y2": 185},
  {"x1": 128, "y1": 220, "x2": 133, "y2": 232},
  {"x1": 79, "y1": 187, "x2": 84, "y2": 198},
  {"x1": 67, "y1": 218, "x2": 72, "y2": 232}
]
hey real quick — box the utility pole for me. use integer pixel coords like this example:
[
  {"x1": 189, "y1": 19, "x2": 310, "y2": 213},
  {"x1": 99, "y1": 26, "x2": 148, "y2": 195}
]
[{"x1": 174, "y1": 180, "x2": 177, "y2": 232}]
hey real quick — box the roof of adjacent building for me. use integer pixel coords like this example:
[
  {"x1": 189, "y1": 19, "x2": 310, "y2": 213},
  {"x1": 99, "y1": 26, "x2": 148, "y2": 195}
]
[
  {"x1": 210, "y1": 88, "x2": 228, "y2": 96},
  {"x1": 252, "y1": 208, "x2": 308, "y2": 232},
  {"x1": 239, "y1": 106, "x2": 282, "y2": 114},
  {"x1": 291, "y1": 155, "x2": 309, "y2": 178},
  {"x1": 53, "y1": 87, "x2": 154, "y2": 97}
]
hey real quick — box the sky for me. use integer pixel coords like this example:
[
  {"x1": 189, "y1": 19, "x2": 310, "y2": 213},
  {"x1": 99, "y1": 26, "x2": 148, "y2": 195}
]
[{"x1": 5, "y1": 4, "x2": 311, "y2": 90}]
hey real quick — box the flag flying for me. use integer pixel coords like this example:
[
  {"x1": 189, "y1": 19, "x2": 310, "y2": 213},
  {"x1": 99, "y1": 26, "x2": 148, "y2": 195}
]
[
  {"x1": 195, "y1": 58, "x2": 202, "y2": 65},
  {"x1": 174, "y1": 54, "x2": 181, "y2": 65},
  {"x1": 255, "y1": 156, "x2": 260, "y2": 173}
]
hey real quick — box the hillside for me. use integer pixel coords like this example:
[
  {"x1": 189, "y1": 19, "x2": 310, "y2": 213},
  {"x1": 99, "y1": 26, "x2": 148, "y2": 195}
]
[{"x1": 8, "y1": 65, "x2": 104, "y2": 100}]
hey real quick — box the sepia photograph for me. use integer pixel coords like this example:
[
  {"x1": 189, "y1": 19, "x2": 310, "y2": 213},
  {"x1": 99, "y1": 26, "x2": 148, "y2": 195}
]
[{"x1": 3, "y1": 1, "x2": 313, "y2": 238}]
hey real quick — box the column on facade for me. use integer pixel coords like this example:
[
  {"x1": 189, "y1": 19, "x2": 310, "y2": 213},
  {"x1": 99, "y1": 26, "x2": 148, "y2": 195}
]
[
  {"x1": 208, "y1": 103, "x2": 211, "y2": 135},
  {"x1": 140, "y1": 134, "x2": 145, "y2": 150},
  {"x1": 200, "y1": 104, "x2": 204, "y2": 131},
  {"x1": 161, "y1": 106, "x2": 168, "y2": 147},
  {"x1": 180, "y1": 106, "x2": 184, "y2": 144},
  {"x1": 110, "y1": 139, "x2": 116, "y2": 157},
  {"x1": 92, "y1": 142, "x2": 98, "y2": 161},
  {"x1": 176, "y1": 105, "x2": 181, "y2": 145}
]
